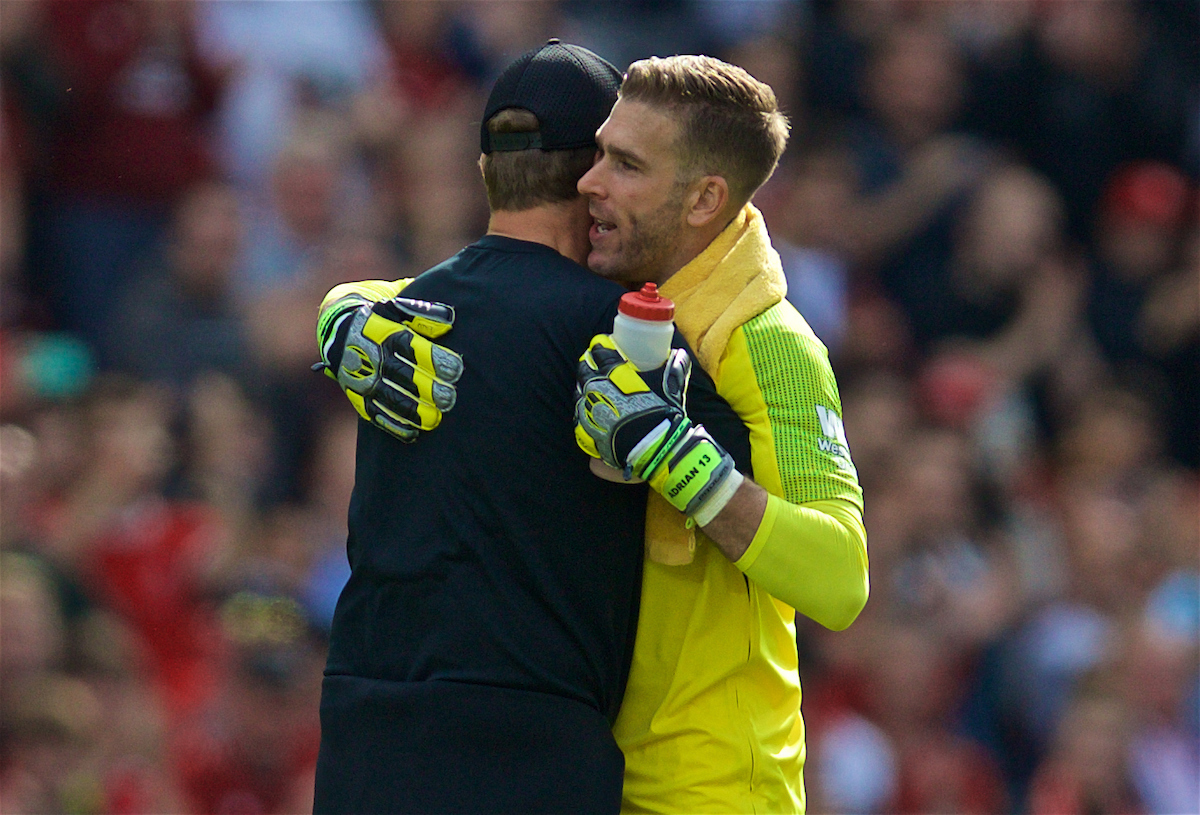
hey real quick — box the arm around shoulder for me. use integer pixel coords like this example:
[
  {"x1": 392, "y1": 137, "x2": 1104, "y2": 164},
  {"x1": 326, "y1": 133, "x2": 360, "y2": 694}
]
[
  {"x1": 320, "y1": 278, "x2": 414, "y2": 316},
  {"x1": 314, "y1": 277, "x2": 462, "y2": 443}
]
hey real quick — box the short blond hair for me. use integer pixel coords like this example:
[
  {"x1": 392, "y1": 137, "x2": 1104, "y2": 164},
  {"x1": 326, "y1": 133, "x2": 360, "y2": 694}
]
[{"x1": 620, "y1": 56, "x2": 790, "y2": 207}]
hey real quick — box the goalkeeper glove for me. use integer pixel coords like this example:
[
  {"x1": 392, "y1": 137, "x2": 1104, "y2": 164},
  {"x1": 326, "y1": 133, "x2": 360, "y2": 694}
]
[
  {"x1": 574, "y1": 335, "x2": 743, "y2": 527},
  {"x1": 315, "y1": 294, "x2": 463, "y2": 442}
]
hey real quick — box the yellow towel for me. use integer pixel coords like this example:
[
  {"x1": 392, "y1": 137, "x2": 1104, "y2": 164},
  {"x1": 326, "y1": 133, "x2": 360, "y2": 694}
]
[{"x1": 643, "y1": 204, "x2": 786, "y2": 565}]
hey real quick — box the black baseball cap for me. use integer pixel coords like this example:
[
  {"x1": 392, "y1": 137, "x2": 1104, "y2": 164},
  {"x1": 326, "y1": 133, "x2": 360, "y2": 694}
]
[{"x1": 481, "y1": 39, "x2": 621, "y2": 154}]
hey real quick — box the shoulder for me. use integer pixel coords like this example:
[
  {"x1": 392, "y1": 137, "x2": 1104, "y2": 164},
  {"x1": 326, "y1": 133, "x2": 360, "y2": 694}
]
[
  {"x1": 472, "y1": 242, "x2": 627, "y2": 317},
  {"x1": 500, "y1": 246, "x2": 624, "y2": 300},
  {"x1": 726, "y1": 303, "x2": 863, "y2": 506},
  {"x1": 736, "y1": 300, "x2": 834, "y2": 378},
  {"x1": 414, "y1": 241, "x2": 622, "y2": 295},
  {"x1": 407, "y1": 243, "x2": 624, "y2": 344}
]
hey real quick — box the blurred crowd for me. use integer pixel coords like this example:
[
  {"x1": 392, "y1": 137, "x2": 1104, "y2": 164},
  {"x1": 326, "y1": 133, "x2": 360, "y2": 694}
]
[{"x1": 0, "y1": 1, "x2": 1196, "y2": 813}]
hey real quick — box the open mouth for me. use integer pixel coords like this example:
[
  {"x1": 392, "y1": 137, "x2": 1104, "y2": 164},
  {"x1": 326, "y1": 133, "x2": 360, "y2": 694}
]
[{"x1": 591, "y1": 217, "x2": 616, "y2": 237}]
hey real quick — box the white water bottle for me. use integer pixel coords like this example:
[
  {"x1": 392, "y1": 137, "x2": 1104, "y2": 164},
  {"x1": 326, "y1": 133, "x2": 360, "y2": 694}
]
[
  {"x1": 591, "y1": 283, "x2": 676, "y2": 483},
  {"x1": 612, "y1": 283, "x2": 675, "y2": 370}
]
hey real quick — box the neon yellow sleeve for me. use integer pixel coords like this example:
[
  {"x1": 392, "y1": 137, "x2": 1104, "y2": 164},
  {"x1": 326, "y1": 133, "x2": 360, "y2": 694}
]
[
  {"x1": 735, "y1": 496, "x2": 868, "y2": 630},
  {"x1": 316, "y1": 279, "x2": 414, "y2": 357},
  {"x1": 716, "y1": 302, "x2": 869, "y2": 630},
  {"x1": 318, "y1": 278, "x2": 413, "y2": 321}
]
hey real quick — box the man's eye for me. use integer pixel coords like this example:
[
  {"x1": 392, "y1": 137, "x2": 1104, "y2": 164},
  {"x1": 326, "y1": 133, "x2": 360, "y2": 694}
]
[{"x1": 619, "y1": 160, "x2": 637, "y2": 171}]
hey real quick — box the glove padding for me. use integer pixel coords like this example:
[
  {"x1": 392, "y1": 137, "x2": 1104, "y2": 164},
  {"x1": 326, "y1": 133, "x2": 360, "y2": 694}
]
[
  {"x1": 575, "y1": 334, "x2": 741, "y2": 523},
  {"x1": 319, "y1": 296, "x2": 463, "y2": 442}
]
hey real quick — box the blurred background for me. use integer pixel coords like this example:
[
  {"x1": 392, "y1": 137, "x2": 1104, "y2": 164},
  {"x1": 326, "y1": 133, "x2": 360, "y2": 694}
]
[{"x1": 0, "y1": 1, "x2": 1196, "y2": 813}]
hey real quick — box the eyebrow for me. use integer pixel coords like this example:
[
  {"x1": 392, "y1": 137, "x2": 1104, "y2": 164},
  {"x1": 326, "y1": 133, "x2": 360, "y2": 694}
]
[{"x1": 598, "y1": 137, "x2": 644, "y2": 167}]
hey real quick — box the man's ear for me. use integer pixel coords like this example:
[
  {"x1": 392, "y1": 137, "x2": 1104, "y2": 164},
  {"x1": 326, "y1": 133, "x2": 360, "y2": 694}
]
[{"x1": 686, "y1": 175, "x2": 730, "y2": 228}]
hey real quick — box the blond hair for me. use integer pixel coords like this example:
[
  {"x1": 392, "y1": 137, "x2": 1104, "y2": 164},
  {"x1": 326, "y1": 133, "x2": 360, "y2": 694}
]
[{"x1": 620, "y1": 55, "x2": 790, "y2": 207}]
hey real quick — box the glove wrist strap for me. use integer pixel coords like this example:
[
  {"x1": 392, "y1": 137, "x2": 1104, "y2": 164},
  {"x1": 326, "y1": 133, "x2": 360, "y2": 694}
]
[
  {"x1": 649, "y1": 427, "x2": 737, "y2": 517},
  {"x1": 637, "y1": 416, "x2": 692, "y2": 479},
  {"x1": 690, "y1": 468, "x2": 744, "y2": 528}
]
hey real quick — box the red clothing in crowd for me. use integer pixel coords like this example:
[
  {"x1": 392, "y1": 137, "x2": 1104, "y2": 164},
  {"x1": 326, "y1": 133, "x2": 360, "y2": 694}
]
[
  {"x1": 41, "y1": 0, "x2": 224, "y2": 203},
  {"x1": 896, "y1": 733, "x2": 1009, "y2": 815},
  {"x1": 173, "y1": 705, "x2": 319, "y2": 815},
  {"x1": 81, "y1": 499, "x2": 226, "y2": 720},
  {"x1": 1027, "y1": 762, "x2": 1146, "y2": 815}
]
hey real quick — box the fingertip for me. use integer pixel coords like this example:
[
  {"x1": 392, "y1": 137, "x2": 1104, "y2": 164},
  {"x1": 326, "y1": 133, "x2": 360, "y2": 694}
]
[
  {"x1": 433, "y1": 349, "x2": 464, "y2": 384},
  {"x1": 431, "y1": 382, "x2": 457, "y2": 411}
]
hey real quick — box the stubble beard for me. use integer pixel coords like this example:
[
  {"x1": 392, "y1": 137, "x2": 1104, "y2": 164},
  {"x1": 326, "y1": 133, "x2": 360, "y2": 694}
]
[{"x1": 589, "y1": 189, "x2": 687, "y2": 285}]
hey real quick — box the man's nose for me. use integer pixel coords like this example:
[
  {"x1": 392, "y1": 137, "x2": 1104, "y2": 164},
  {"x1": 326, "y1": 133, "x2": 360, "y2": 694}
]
[{"x1": 578, "y1": 163, "x2": 603, "y2": 198}]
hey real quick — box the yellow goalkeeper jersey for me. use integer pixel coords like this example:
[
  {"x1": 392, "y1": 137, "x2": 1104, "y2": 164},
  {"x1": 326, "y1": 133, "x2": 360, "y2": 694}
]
[
  {"x1": 617, "y1": 257, "x2": 868, "y2": 812},
  {"x1": 317, "y1": 216, "x2": 868, "y2": 814}
]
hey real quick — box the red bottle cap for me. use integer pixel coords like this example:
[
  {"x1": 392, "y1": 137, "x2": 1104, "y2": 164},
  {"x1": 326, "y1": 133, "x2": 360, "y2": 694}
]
[{"x1": 618, "y1": 283, "x2": 675, "y2": 321}]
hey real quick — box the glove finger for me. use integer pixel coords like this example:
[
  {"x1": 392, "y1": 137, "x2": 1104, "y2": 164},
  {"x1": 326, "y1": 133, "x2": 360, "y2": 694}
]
[
  {"x1": 579, "y1": 347, "x2": 601, "y2": 375},
  {"x1": 576, "y1": 358, "x2": 604, "y2": 392},
  {"x1": 589, "y1": 345, "x2": 628, "y2": 376},
  {"x1": 574, "y1": 408, "x2": 601, "y2": 460},
  {"x1": 586, "y1": 333, "x2": 622, "y2": 353},
  {"x1": 361, "y1": 310, "x2": 405, "y2": 345},
  {"x1": 371, "y1": 411, "x2": 420, "y2": 443},
  {"x1": 381, "y1": 353, "x2": 457, "y2": 411},
  {"x1": 428, "y1": 343, "x2": 463, "y2": 384},
  {"x1": 580, "y1": 334, "x2": 624, "y2": 370},
  {"x1": 580, "y1": 386, "x2": 621, "y2": 432},
  {"x1": 661, "y1": 349, "x2": 691, "y2": 410},
  {"x1": 352, "y1": 390, "x2": 420, "y2": 442},
  {"x1": 606, "y1": 359, "x2": 651, "y2": 397},
  {"x1": 371, "y1": 382, "x2": 444, "y2": 431},
  {"x1": 375, "y1": 297, "x2": 455, "y2": 339},
  {"x1": 382, "y1": 329, "x2": 463, "y2": 385},
  {"x1": 576, "y1": 392, "x2": 621, "y2": 468}
]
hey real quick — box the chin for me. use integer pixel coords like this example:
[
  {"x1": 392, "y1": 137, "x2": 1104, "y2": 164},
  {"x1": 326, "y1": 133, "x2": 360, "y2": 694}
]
[
  {"x1": 586, "y1": 253, "x2": 619, "y2": 278},
  {"x1": 588, "y1": 250, "x2": 649, "y2": 284}
]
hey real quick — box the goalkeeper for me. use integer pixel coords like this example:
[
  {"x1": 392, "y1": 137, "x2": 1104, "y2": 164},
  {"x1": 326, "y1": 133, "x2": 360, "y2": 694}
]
[{"x1": 310, "y1": 41, "x2": 750, "y2": 815}]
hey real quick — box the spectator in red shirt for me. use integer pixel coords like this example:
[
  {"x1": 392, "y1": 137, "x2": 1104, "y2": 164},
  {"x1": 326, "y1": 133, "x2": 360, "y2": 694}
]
[
  {"x1": 32, "y1": 0, "x2": 228, "y2": 353},
  {"x1": 173, "y1": 589, "x2": 323, "y2": 815},
  {"x1": 39, "y1": 375, "x2": 229, "y2": 722}
]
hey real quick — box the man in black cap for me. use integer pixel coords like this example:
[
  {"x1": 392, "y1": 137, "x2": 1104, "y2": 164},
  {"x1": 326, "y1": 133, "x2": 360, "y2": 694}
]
[{"x1": 311, "y1": 41, "x2": 748, "y2": 814}]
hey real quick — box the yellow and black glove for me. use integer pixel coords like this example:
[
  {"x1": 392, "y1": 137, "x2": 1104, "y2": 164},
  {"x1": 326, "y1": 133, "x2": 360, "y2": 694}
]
[
  {"x1": 574, "y1": 335, "x2": 743, "y2": 526},
  {"x1": 316, "y1": 294, "x2": 463, "y2": 442}
]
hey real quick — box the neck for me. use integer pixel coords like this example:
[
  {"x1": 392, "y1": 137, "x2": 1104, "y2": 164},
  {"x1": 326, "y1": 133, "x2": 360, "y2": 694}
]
[{"x1": 487, "y1": 199, "x2": 592, "y2": 266}]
